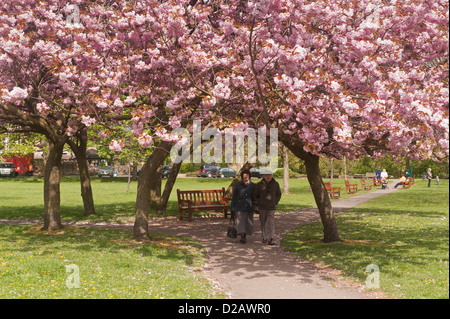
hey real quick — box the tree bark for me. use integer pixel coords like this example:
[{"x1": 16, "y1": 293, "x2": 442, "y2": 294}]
[
  {"x1": 42, "y1": 135, "x2": 66, "y2": 231},
  {"x1": 281, "y1": 132, "x2": 341, "y2": 243},
  {"x1": 149, "y1": 163, "x2": 162, "y2": 210},
  {"x1": 282, "y1": 144, "x2": 290, "y2": 194},
  {"x1": 157, "y1": 162, "x2": 182, "y2": 215},
  {"x1": 304, "y1": 153, "x2": 342, "y2": 243},
  {"x1": 134, "y1": 141, "x2": 173, "y2": 241},
  {"x1": 67, "y1": 130, "x2": 96, "y2": 216}
]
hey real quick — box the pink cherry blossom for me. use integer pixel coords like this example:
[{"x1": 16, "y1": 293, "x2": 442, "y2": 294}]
[
  {"x1": 109, "y1": 139, "x2": 124, "y2": 152},
  {"x1": 137, "y1": 132, "x2": 153, "y2": 147}
]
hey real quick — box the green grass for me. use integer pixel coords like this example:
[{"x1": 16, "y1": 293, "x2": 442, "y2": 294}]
[
  {"x1": 0, "y1": 175, "x2": 327, "y2": 299},
  {"x1": 282, "y1": 179, "x2": 449, "y2": 299},
  {"x1": 0, "y1": 176, "x2": 370, "y2": 223},
  {"x1": 0, "y1": 225, "x2": 224, "y2": 299},
  {"x1": 1, "y1": 176, "x2": 448, "y2": 299}
]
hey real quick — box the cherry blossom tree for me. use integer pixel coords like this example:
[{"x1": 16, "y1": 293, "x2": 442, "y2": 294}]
[
  {"x1": 0, "y1": 1, "x2": 128, "y2": 230},
  {"x1": 104, "y1": 0, "x2": 247, "y2": 240},
  {"x1": 130, "y1": 0, "x2": 448, "y2": 242},
  {"x1": 210, "y1": 0, "x2": 449, "y2": 242},
  {"x1": 99, "y1": 0, "x2": 449, "y2": 242},
  {"x1": 2, "y1": 0, "x2": 447, "y2": 244}
]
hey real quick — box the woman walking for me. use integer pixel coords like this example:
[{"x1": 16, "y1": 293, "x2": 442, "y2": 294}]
[
  {"x1": 427, "y1": 168, "x2": 432, "y2": 187},
  {"x1": 230, "y1": 169, "x2": 256, "y2": 244}
]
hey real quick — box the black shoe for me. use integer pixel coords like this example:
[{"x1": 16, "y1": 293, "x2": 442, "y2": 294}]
[
  {"x1": 240, "y1": 234, "x2": 247, "y2": 244},
  {"x1": 268, "y1": 238, "x2": 275, "y2": 245}
]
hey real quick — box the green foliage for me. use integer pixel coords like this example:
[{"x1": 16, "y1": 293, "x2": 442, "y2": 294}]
[
  {"x1": 0, "y1": 132, "x2": 43, "y2": 158},
  {"x1": 87, "y1": 123, "x2": 153, "y2": 166}
]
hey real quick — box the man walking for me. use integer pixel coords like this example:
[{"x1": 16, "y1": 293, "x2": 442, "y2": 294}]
[{"x1": 253, "y1": 169, "x2": 282, "y2": 246}]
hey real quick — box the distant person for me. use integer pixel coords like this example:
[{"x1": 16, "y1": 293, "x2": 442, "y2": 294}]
[
  {"x1": 394, "y1": 175, "x2": 407, "y2": 188},
  {"x1": 253, "y1": 169, "x2": 281, "y2": 246},
  {"x1": 427, "y1": 168, "x2": 432, "y2": 187},
  {"x1": 380, "y1": 169, "x2": 389, "y2": 189},
  {"x1": 375, "y1": 167, "x2": 381, "y2": 181},
  {"x1": 436, "y1": 175, "x2": 439, "y2": 186},
  {"x1": 380, "y1": 169, "x2": 388, "y2": 180},
  {"x1": 28, "y1": 164, "x2": 34, "y2": 176},
  {"x1": 230, "y1": 169, "x2": 255, "y2": 244}
]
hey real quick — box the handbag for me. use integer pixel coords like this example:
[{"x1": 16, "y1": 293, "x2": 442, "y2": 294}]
[{"x1": 227, "y1": 214, "x2": 237, "y2": 239}]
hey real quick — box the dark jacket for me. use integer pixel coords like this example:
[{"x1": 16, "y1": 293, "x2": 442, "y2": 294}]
[
  {"x1": 230, "y1": 181, "x2": 255, "y2": 212},
  {"x1": 253, "y1": 178, "x2": 281, "y2": 211}
]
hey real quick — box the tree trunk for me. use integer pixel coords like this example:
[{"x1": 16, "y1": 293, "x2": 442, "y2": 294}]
[
  {"x1": 150, "y1": 163, "x2": 162, "y2": 210},
  {"x1": 330, "y1": 158, "x2": 334, "y2": 186},
  {"x1": 157, "y1": 162, "x2": 182, "y2": 215},
  {"x1": 281, "y1": 133, "x2": 341, "y2": 243},
  {"x1": 134, "y1": 141, "x2": 173, "y2": 241},
  {"x1": 42, "y1": 136, "x2": 65, "y2": 231},
  {"x1": 282, "y1": 144, "x2": 290, "y2": 194},
  {"x1": 344, "y1": 156, "x2": 347, "y2": 180},
  {"x1": 126, "y1": 163, "x2": 132, "y2": 193},
  {"x1": 304, "y1": 154, "x2": 341, "y2": 243},
  {"x1": 68, "y1": 131, "x2": 96, "y2": 216}
]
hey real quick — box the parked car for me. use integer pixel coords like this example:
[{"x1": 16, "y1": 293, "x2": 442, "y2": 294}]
[
  {"x1": 138, "y1": 165, "x2": 172, "y2": 178},
  {"x1": 98, "y1": 166, "x2": 114, "y2": 177},
  {"x1": 199, "y1": 164, "x2": 221, "y2": 178},
  {"x1": 216, "y1": 167, "x2": 237, "y2": 178},
  {"x1": 250, "y1": 167, "x2": 262, "y2": 178},
  {"x1": 162, "y1": 165, "x2": 172, "y2": 178},
  {"x1": 0, "y1": 162, "x2": 18, "y2": 177}
]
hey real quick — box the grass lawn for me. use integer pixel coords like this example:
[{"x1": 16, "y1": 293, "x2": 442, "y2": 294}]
[
  {"x1": 0, "y1": 175, "x2": 327, "y2": 299},
  {"x1": 3, "y1": 175, "x2": 446, "y2": 299},
  {"x1": 0, "y1": 225, "x2": 225, "y2": 299},
  {"x1": 0, "y1": 176, "x2": 368, "y2": 223},
  {"x1": 282, "y1": 179, "x2": 449, "y2": 299}
]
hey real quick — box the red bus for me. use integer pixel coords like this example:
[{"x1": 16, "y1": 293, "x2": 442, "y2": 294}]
[{"x1": 1, "y1": 153, "x2": 34, "y2": 175}]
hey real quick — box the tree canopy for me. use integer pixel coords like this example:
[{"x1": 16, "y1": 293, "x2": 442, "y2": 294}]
[{"x1": 1, "y1": 0, "x2": 448, "y2": 240}]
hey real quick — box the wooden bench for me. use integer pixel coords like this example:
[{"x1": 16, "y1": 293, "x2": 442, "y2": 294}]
[
  {"x1": 345, "y1": 180, "x2": 358, "y2": 194},
  {"x1": 409, "y1": 175, "x2": 415, "y2": 185},
  {"x1": 177, "y1": 188, "x2": 230, "y2": 221},
  {"x1": 402, "y1": 180, "x2": 411, "y2": 189},
  {"x1": 360, "y1": 179, "x2": 372, "y2": 191},
  {"x1": 324, "y1": 182, "x2": 341, "y2": 199},
  {"x1": 372, "y1": 177, "x2": 381, "y2": 187}
]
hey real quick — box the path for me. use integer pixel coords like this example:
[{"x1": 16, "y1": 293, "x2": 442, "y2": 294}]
[
  {"x1": 149, "y1": 180, "x2": 400, "y2": 299},
  {"x1": 0, "y1": 180, "x2": 400, "y2": 299}
]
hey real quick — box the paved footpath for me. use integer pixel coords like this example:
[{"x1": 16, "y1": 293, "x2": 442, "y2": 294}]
[
  {"x1": 1, "y1": 180, "x2": 399, "y2": 299},
  {"x1": 150, "y1": 180, "x2": 400, "y2": 299}
]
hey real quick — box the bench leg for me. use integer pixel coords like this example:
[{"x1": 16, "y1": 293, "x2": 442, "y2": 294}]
[{"x1": 224, "y1": 209, "x2": 228, "y2": 219}]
